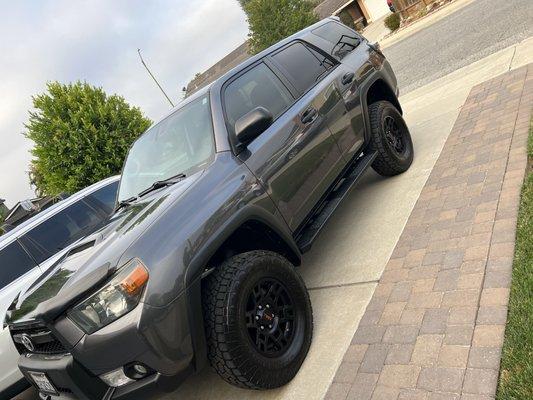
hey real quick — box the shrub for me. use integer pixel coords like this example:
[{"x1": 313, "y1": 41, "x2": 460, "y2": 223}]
[
  {"x1": 244, "y1": 0, "x2": 319, "y2": 54},
  {"x1": 338, "y1": 10, "x2": 356, "y2": 30},
  {"x1": 24, "y1": 81, "x2": 152, "y2": 196},
  {"x1": 384, "y1": 13, "x2": 401, "y2": 32}
]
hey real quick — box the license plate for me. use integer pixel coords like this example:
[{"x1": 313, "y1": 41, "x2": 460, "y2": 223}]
[{"x1": 27, "y1": 371, "x2": 59, "y2": 396}]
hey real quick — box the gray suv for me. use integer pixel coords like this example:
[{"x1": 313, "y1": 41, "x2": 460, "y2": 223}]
[{"x1": 6, "y1": 18, "x2": 413, "y2": 400}]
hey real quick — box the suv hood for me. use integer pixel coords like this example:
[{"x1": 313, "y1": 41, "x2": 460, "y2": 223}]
[{"x1": 6, "y1": 172, "x2": 203, "y2": 326}]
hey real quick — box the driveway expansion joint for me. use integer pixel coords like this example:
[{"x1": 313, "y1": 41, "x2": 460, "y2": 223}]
[{"x1": 307, "y1": 280, "x2": 379, "y2": 291}]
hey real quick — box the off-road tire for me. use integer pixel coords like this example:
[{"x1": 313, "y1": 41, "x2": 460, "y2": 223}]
[
  {"x1": 368, "y1": 100, "x2": 414, "y2": 176},
  {"x1": 202, "y1": 250, "x2": 313, "y2": 390}
]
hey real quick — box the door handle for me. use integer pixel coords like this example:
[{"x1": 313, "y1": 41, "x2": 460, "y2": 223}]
[
  {"x1": 301, "y1": 107, "x2": 318, "y2": 124},
  {"x1": 342, "y1": 72, "x2": 355, "y2": 85}
]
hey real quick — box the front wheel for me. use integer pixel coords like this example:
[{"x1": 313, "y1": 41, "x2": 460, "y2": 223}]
[
  {"x1": 368, "y1": 100, "x2": 414, "y2": 176},
  {"x1": 202, "y1": 250, "x2": 313, "y2": 389}
]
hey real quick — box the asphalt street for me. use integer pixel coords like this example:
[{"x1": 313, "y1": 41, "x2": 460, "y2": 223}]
[{"x1": 384, "y1": 0, "x2": 533, "y2": 93}]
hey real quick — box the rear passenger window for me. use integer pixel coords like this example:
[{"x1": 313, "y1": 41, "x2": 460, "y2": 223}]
[
  {"x1": 312, "y1": 21, "x2": 361, "y2": 59},
  {"x1": 86, "y1": 180, "x2": 119, "y2": 214},
  {"x1": 225, "y1": 63, "x2": 293, "y2": 132},
  {"x1": 0, "y1": 241, "x2": 37, "y2": 288},
  {"x1": 271, "y1": 42, "x2": 334, "y2": 94},
  {"x1": 21, "y1": 201, "x2": 104, "y2": 264}
]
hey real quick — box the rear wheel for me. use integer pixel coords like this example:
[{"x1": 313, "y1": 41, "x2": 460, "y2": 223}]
[
  {"x1": 202, "y1": 250, "x2": 313, "y2": 389},
  {"x1": 368, "y1": 100, "x2": 414, "y2": 176}
]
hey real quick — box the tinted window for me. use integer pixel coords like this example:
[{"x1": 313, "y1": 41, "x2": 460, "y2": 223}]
[
  {"x1": 87, "y1": 180, "x2": 119, "y2": 214},
  {"x1": 312, "y1": 22, "x2": 361, "y2": 59},
  {"x1": 272, "y1": 42, "x2": 334, "y2": 93},
  {"x1": 21, "y1": 201, "x2": 104, "y2": 264},
  {"x1": 0, "y1": 241, "x2": 37, "y2": 288},
  {"x1": 225, "y1": 63, "x2": 293, "y2": 132}
]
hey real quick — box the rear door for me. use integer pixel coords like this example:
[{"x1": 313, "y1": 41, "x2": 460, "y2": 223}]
[
  {"x1": 270, "y1": 40, "x2": 364, "y2": 163},
  {"x1": 311, "y1": 21, "x2": 370, "y2": 160},
  {"x1": 223, "y1": 53, "x2": 345, "y2": 231}
]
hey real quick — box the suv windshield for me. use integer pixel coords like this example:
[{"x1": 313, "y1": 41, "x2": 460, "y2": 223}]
[{"x1": 118, "y1": 95, "x2": 215, "y2": 202}]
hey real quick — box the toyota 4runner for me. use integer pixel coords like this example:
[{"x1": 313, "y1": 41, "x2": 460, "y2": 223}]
[{"x1": 6, "y1": 17, "x2": 413, "y2": 400}]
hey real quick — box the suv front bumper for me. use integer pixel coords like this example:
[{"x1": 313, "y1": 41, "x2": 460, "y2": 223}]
[
  {"x1": 19, "y1": 353, "x2": 192, "y2": 400},
  {"x1": 13, "y1": 288, "x2": 202, "y2": 400}
]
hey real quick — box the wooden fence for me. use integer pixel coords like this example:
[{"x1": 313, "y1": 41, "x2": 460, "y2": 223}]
[{"x1": 392, "y1": 0, "x2": 443, "y2": 19}]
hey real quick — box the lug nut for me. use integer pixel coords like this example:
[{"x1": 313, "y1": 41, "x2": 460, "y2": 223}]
[
  {"x1": 268, "y1": 325, "x2": 272, "y2": 329},
  {"x1": 258, "y1": 305, "x2": 262, "y2": 310},
  {"x1": 266, "y1": 304, "x2": 270, "y2": 308},
  {"x1": 260, "y1": 326, "x2": 264, "y2": 330},
  {"x1": 255, "y1": 316, "x2": 259, "y2": 320}
]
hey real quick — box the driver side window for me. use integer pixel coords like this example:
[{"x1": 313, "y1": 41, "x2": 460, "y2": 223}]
[{"x1": 224, "y1": 63, "x2": 293, "y2": 134}]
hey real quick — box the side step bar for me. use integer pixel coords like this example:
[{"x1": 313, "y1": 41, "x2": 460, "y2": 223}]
[{"x1": 296, "y1": 151, "x2": 378, "y2": 253}]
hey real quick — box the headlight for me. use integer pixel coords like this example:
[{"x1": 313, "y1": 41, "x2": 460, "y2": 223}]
[{"x1": 68, "y1": 259, "x2": 149, "y2": 334}]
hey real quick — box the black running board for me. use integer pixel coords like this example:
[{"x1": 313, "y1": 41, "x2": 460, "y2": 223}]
[{"x1": 296, "y1": 151, "x2": 378, "y2": 253}]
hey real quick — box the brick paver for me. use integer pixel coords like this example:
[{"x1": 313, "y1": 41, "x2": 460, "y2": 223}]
[{"x1": 325, "y1": 64, "x2": 533, "y2": 400}]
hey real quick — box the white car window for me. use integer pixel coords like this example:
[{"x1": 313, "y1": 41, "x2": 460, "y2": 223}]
[{"x1": 0, "y1": 241, "x2": 37, "y2": 288}]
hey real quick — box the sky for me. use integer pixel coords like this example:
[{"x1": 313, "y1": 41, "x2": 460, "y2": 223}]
[{"x1": 0, "y1": 0, "x2": 248, "y2": 208}]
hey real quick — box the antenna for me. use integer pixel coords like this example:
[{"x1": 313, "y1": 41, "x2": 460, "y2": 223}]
[{"x1": 137, "y1": 49, "x2": 175, "y2": 107}]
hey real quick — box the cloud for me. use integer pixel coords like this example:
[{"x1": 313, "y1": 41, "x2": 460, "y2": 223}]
[{"x1": 0, "y1": 0, "x2": 248, "y2": 207}]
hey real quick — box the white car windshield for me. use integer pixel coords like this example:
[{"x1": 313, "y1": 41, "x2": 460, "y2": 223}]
[{"x1": 118, "y1": 95, "x2": 214, "y2": 202}]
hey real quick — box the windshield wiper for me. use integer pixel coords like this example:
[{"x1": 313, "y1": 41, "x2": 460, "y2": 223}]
[
  {"x1": 137, "y1": 173, "x2": 187, "y2": 198},
  {"x1": 114, "y1": 196, "x2": 137, "y2": 212}
]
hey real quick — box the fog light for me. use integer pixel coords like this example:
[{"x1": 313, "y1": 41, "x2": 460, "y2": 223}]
[
  {"x1": 133, "y1": 364, "x2": 147, "y2": 375},
  {"x1": 124, "y1": 362, "x2": 152, "y2": 380},
  {"x1": 100, "y1": 368, "x2": 135, "y2": 387}
]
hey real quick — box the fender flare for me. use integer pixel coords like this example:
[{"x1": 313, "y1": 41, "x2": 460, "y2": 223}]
[
  {"x1": 182, "y1": 205, "x2": 301, "y2": 371},
  {"x1": 359, "y1": 71, "x2": 402, "y2": 146}
]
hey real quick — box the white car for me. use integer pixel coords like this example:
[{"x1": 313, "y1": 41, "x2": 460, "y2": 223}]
[{"x1": 0, "y1": 176, "x2": 119, "y2": 399}]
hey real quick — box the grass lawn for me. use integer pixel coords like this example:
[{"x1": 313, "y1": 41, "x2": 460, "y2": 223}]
[{"x1": 496, "y1": 117, "x2": 533, "y2": 399}]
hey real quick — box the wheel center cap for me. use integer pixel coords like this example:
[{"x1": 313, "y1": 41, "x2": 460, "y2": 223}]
[{"x1": 257, "y1": 308, "x2": 275, "y2": 325}]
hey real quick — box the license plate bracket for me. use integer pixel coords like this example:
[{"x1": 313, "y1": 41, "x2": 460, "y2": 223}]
[{"x1": 27, "y1": 371, "x2": 59, "y2": 396}]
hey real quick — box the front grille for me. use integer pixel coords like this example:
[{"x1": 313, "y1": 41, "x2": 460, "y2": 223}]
[
  {"x1": 11, "y1": 323, "x2": 67, "y2": 355},
  {"x1": 57, "y1": 386, "x2": 73, "y2": 394}
]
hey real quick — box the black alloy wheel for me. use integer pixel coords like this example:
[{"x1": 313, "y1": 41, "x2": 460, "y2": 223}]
[
  {"x1": 245, "y1": 278, "x2": 296, "y2": 357},
  {"x1": 383, "y1": 115, "x2": 406, "y2": 155}
]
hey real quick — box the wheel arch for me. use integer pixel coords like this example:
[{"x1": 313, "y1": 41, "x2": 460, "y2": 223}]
[
  {"x1": 205, "y1": 219, "x2": 301, "y2": 268},
  {"x1": 183, "y1": 211, "x2": 301, "y2": 372},
  {"x1": 360, "y1": 75, "x2": 402, "y2": 145},
  {"x1": 365, "y1": 77, "x2": 402, "y2": 114}
]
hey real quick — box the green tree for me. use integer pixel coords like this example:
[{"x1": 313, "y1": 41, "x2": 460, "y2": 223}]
[
  {"x1": 237, "y1": 0, "x2": 251, "y2": 8},
  {"x1": 24, "y1": 81, "x2": 152, "y2": 196},
  {"x1": 244, "y1": 0, "x2": 319, "y2": 54}
]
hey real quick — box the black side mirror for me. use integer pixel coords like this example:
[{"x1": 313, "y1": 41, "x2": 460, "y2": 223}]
[
  {"x1": 369, "y1": 41, "x2": 382, "y2": 54},
  {"x1": 235, "y1": 107, "x2": 273, "y2": 151}
]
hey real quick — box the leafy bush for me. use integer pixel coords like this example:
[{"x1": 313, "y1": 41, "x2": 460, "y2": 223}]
[
  {"x1": 384, "y1": 13, "x2": 401, "y2": 32},
  {"x1": 338, "y1": 10, "x2": 356, "y2": 30},
  {"x1": 244, "y1": 0, "x2": 319, "y2": 54},
  {"x1": 24, "y1": 81, "x2": 152, "y2": 196}
]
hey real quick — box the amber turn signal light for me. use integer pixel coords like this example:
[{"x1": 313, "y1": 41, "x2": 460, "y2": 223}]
[{"x1": 120, "y1": 262, "x2": 149, "y2": 295}]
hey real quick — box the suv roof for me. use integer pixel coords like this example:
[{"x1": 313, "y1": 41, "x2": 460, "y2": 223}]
[
  {"x1": 0, "y1": 175, "x2": 120, "y2": 250},
  {"x1": 170, "y1": 17, "x2": 343, "y2": 112}
]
